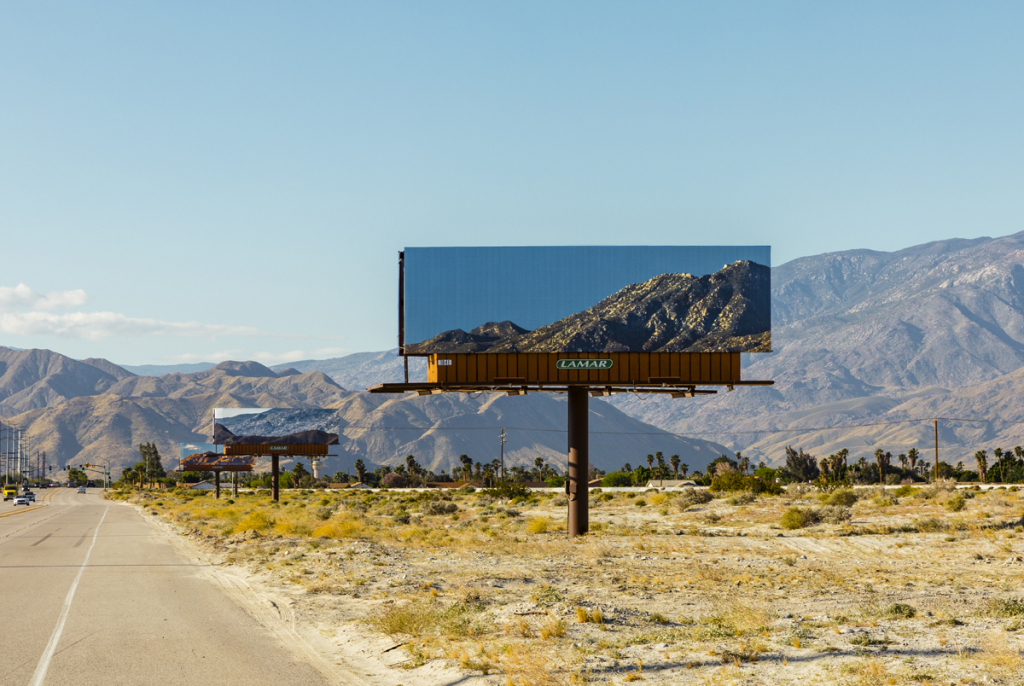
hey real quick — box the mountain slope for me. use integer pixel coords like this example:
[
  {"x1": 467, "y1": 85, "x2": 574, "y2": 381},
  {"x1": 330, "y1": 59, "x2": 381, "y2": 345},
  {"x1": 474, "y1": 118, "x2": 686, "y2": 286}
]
[
  {"x1": 408, "y1": 261, "x2": 771, "y2": 354},
  {"x1": 608, "y1": 230, "x2": 1024, "y2": 464},
  {"x1": 0, "y1": 348, "x2": 129, "y2": 414},
  {"x1": 271, "y1": 350, "x2": 428, "y2": 390},
  {"x1": 4, "y1": 356, "x2": 730, "y2": 477}
]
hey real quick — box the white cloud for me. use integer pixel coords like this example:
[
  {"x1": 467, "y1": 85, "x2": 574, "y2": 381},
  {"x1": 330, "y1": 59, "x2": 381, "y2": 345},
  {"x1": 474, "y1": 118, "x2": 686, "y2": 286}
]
[
  {"x1": 0, "y1": 311, "x2": 266, "y2": 341},
  {"x1": 0, "y1": 283, "x2": 88, "y2": 311}
]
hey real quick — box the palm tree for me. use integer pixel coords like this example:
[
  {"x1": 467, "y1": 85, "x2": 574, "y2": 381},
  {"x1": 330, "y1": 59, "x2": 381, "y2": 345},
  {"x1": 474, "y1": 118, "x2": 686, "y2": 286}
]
[
  {"x1": 461, "y1": 454, "x2": 474, "y2": 481},
  {"x1": 908, "y1": 448, "x2": 919, "y2": 473},
  {"x1": 1015, "y1": 446, "x2": 1024, "y2": 468},
  {"x1": 738, "y1": 453, "x2": 750, "y2": 476},
  {"x1": 655, "y1": 453, "x2": 666, "y2": 486},
  {"x1": 993, "y1": 448, "x2": 1005, "y2": 483},
  {"x1": 646, "y1": 454, "x2": 654, "y2": 473},
  {"x1": 680, "y1": 463, "x2": 689, "y2": 478},
  {"x1": 670, "y1": 454, "x2": 681, "y2": 477},
  {"x1": 898, "y1": 453, "x2": 908, "y2": 472},
  {"x1": 354, "y1": 459, "x2": 366, "y2": 484},
  {"x1": 533, "y1": 456, "x2": 543, "y2": 481},
  {"x1": 974, "y1": 450, "x2": 988, "y2": 484}
]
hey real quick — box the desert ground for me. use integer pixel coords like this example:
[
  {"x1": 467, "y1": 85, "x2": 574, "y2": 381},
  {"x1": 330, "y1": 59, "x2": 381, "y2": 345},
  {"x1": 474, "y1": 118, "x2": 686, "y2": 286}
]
[{"x1": 113, "y1": 483, "x2": 1024, "y2": 685}]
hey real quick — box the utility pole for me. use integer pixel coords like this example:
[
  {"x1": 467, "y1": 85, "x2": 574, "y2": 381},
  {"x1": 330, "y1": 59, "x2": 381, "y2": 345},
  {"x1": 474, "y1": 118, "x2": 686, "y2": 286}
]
[
  {"x1": 934, "y1": 418, "x2": 939, "y2": 482},
  {"x1": 499, "y1": 428, "x2": 506, "y2": 482}
]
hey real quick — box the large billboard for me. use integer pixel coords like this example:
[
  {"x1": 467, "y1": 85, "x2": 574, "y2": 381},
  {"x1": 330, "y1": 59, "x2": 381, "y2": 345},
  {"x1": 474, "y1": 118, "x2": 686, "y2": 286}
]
[
  {"x1": 213, "y1": 408, "x2": 340, "y2": 446},
  {"x1": 402, "y1": 246, "x2": 771, "y2": 355}
]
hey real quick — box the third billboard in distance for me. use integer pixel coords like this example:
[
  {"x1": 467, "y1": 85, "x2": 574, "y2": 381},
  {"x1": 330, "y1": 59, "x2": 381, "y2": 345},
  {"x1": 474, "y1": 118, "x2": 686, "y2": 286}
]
[{"x1": 403, "y1": 246, "x2": 770, "y2": 354}]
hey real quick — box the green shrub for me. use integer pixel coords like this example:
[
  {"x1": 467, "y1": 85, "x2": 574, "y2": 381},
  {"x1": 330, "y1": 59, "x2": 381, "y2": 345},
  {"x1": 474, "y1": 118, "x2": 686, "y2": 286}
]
[
  {"x1": 634, "y1": 499, "x2": 647, "y2": 507},
  {"x1": 823, "y1": 488, "x2": 858, "y2": 507},
  {"x1": 882, "y1": 603, "x2": 917, "y2": 620},
  {"x1": 983, "y1": 597, "x2": 1024, "y2": 618},
  {"x1": 601, "y1": 471, "x2": 633, "y2": 487},
  {"x1": 780, "y1": 507, "x2": 820, "y2": 530},
  {"x1": 945, "y1": 492, "x2": 966, "y2": 512},
  {"x1": 893, "y1": 485, "x2": 919, "y2": 497},
  {"x1": 483, "y1": 482, "x2": 531, "y2": 500}
]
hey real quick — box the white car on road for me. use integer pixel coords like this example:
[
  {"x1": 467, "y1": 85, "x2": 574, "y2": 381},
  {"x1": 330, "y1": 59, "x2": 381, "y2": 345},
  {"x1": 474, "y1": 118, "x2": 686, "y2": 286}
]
[{"x1": 12, "y1": 495, "x2": 30, "y2": 506}]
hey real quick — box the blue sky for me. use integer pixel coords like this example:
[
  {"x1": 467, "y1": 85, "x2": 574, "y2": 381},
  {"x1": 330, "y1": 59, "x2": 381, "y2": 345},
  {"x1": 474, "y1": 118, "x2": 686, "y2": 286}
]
[{"x1": 1, "y1": 2, "x2": 1021, "y2": 365}]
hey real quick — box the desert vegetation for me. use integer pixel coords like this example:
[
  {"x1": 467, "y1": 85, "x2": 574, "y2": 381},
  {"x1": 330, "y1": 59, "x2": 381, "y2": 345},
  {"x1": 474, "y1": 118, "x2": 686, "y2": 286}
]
[{"x1": 108, "y1": 473, "x2": 1024, "y2": 685}]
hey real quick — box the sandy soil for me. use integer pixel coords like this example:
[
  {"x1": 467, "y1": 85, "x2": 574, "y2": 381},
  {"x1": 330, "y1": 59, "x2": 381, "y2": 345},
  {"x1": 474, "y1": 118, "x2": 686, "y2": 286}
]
[{"x1": 126, "y1": 484, "x2": 1024, "y2": 686}]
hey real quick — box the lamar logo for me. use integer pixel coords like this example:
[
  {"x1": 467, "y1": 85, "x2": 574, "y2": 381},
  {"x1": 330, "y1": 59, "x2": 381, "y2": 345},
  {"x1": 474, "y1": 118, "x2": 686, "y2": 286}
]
[{"x1": 556, "y1": 359, "x2": 614, "y2": 370}]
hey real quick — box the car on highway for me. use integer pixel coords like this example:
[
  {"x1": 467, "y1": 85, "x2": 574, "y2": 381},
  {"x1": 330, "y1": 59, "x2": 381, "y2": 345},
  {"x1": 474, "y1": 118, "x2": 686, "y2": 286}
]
[
  {"x1": 77, "y1": 486, "x2": 86, "y2": 493},
  {"x1": 12, "y1": 495, "x2": 29, "y2": 506},
  {"x1": 24, "y1": 492, "x2": 35, "y2": 502}
]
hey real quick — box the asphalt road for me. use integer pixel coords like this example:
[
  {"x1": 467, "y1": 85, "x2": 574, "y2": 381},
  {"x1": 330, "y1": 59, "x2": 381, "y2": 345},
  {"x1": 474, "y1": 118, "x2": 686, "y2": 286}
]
[{"x1": 0, "y1": 488, "x2": 331, "y2": 686}]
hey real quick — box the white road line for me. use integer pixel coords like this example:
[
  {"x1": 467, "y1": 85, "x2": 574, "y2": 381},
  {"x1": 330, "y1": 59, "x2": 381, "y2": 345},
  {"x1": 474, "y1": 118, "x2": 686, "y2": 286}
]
[{"x1": 28, "y1": 506, "x2": 109, "y2": 686}]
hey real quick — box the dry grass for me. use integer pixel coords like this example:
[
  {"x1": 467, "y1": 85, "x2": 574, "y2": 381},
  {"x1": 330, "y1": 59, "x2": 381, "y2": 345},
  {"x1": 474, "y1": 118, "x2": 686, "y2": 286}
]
[{"x1": 117, "y1": 482, "x2": 1024, "y2": 684}]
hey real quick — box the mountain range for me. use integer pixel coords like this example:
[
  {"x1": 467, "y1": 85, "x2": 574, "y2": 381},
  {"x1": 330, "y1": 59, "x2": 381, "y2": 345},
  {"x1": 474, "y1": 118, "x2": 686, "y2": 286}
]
[
  {"x1": 5, "y1": 231, "x2": 1024, "y2": 476},
  {"x1": 407, "y1": 261, "x2": 771, "y2": 354},
  {"x1": 0, "y1": 349, "x2": 727, "y2": 477},
  {"x1": 606, "y1": 231, "x2": 1024, "y2": 466}
]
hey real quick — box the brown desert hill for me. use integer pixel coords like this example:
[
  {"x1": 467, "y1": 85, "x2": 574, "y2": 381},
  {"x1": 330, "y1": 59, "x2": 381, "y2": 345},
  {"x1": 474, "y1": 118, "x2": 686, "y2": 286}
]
[
  {"x1": 2, "y1": 355, "x2": 729, "y2": 477},
  {"x1": 407, "y1": 260, "x2": 770, "y2": 354},
  {"x1": 333, "y1": 390, "x2": 730, "y2": 474},
  {"x1": 0, "y1": 347, "x2": 131, "y2": 414},
  {"x1": 270, "y1": 350, "x2": 425, "y2": 390},
  {"x1": 607, "y1": 230, "x2": 1024, "y2": 463},
  {"x1": 79, "y1": 357, "x2": 136, "y2": 380}
]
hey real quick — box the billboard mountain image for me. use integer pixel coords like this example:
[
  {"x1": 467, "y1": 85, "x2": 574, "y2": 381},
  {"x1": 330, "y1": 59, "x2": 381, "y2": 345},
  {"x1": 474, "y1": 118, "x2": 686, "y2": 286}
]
[{"x1": 407, "y1": 260, "x2": 770, "y2": 354}]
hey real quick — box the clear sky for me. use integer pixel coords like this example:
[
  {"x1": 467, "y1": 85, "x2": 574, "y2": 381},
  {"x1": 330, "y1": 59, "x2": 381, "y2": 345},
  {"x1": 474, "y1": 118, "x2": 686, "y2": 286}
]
[{"x1": 1, "y1": 2, "x2": 1021, "y2": 366}]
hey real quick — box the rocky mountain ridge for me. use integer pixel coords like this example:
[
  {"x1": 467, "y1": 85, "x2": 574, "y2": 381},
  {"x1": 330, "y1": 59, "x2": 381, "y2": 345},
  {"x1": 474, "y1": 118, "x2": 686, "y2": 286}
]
[{"x1": 408, "y1": 260, "x2": 771, "y2": 354}]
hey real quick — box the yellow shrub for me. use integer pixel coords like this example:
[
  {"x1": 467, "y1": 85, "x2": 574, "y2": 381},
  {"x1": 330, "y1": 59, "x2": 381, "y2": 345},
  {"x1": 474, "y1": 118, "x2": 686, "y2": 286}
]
[
  {"x1": 231, "y1": 511, "x2": 275, "y2": 534},
  {"x1": 312, "y1": 517, "x2": 366, "y2": 539},
  {"x1": 526, "y1": 517, "x2": 550, "y2": 534}
]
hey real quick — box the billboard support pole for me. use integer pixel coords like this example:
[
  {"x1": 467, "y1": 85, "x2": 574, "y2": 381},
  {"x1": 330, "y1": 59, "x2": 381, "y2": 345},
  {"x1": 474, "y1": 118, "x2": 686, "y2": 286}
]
[
  {"x1": 272, "y1": 456, "x2": 280, "y2": 502},
  {"x1": 215, "y1": 470, "x2": 221, "y2": 499},
  {"x1": 567, "y1": 386, "x2": 589, "y2": 537}
]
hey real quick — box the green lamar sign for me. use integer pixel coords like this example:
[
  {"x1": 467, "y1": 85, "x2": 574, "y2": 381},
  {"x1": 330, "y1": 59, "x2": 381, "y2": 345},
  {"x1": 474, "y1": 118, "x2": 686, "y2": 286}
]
[{"x1": 556, "y1": 359, "x2": 614, "y2": 370}]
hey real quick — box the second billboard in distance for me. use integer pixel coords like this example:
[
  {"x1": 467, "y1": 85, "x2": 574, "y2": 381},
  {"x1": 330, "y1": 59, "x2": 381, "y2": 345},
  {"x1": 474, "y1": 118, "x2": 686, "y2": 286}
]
[{"x1": 403, "y1": 246, "x2": 770, "y2": 355}]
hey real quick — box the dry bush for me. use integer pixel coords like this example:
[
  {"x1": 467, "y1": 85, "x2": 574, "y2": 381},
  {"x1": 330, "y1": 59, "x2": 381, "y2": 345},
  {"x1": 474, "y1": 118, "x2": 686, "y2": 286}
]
[
  {"x1": 819, "y1": 505, "x2": 852, "y2": 524},
  {"x1": 675, "y1": 487, "x2": 713, "y2": 511},
  {"x1": 500, "y1": 646, "x2": 581, "y2": 686},
  {"x1": 424, "y1": 501, "x2": 458, "y2": 515},
  {"x1": 713, "y1": 595, "x2": 776, "y2": 636},
  {"x1": 980, "y1": 630, "x2": 1023, "y2": 674},
  {"x1": 727, "y1": 492, "x2": 756, "y2": 506},
  {"x1": 539, "y1": 615, "x2": 567, "y2": 639},
  {"x1": 822, "y1": 488, "x2": 858, "y2": 507},
  {"x1": 786, "y1": 483, "x2": 813, "y2": 498}
]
